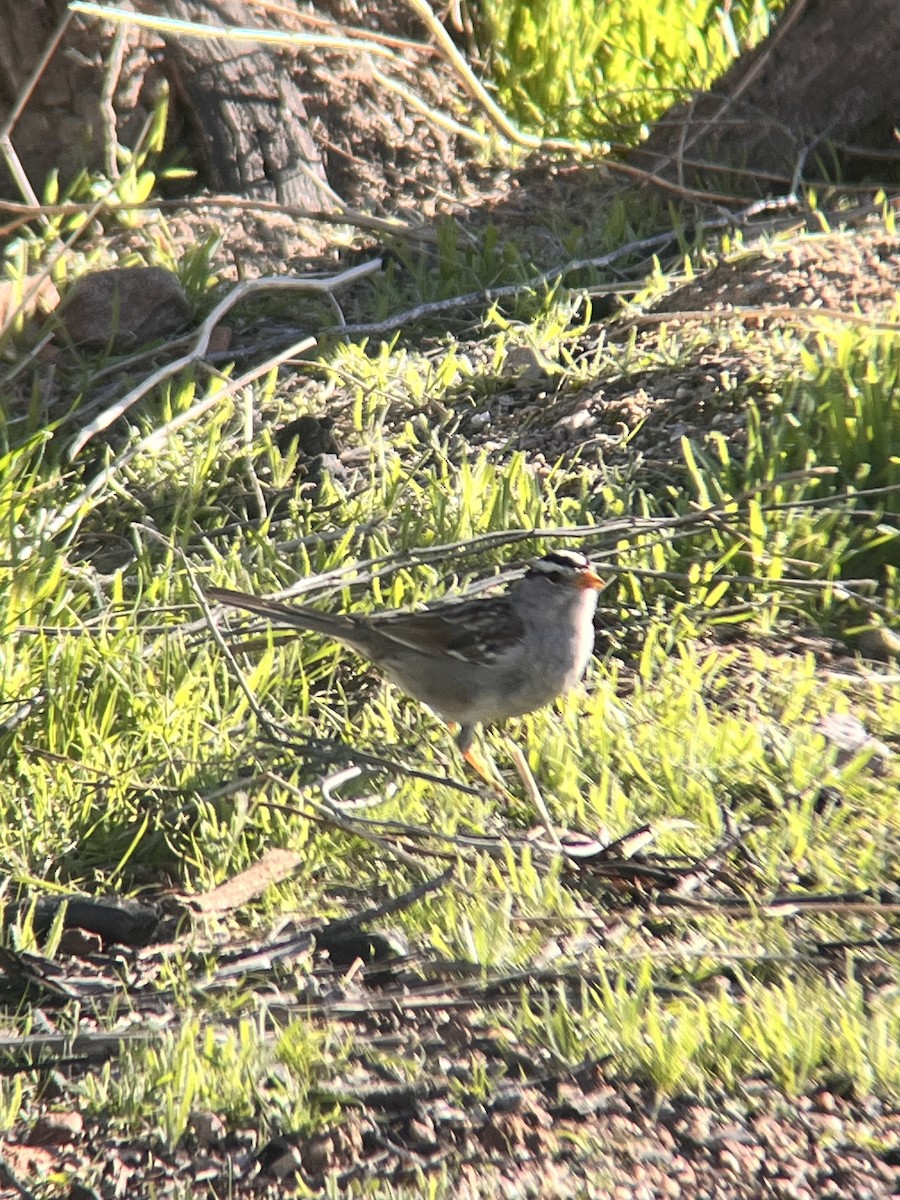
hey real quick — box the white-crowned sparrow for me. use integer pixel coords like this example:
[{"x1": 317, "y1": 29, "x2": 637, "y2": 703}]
[{"x1": 207, "y1": 548, "x2": 604, "y2": 774}]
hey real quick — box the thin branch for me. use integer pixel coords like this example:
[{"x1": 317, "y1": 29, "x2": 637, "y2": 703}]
[
  {"x1": 69, "y1": 1, "x2": 416, "y2": 62},
  {"x1": 399, "y1": 0, "x2": 539, "y2": 151},
  {"x1": 48, "y1": 333, "x2": 316, "y2": 543},
  {"x1": 0, "y1": 195, "x2": 413, "y2": 240},
  {"x1": 370, "y1": 64, "x2": 490, "y2": 146},
  {"x1": 66, "y1": 258, "x2": 381, "y2": 460},
  {"x1": 98, "y1": 22, "x2": 128, "y2": 180},
  {"x1": 507, "y1": 741, "x2": 563, "y2": 853}
]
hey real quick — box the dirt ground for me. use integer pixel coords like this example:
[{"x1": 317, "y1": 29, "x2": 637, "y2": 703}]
[
  {"x1": 3, "y1": 198, "x2": 898, "y2": 1199},
  {"x1": 2, "y1": 10, "x2": 900, "y2": 1195}
]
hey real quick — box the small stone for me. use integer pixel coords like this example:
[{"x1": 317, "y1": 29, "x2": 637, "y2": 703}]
[
  {"x1": 207, "y1": 323, "x2": 233, "y2": 353},
  {"x1": 407, "y1": 1117, "x2": 438, "y2": 1151},
  {"x1": 553, "y1": 408, "x2": 595, "y2": 434},
  {"x1": 58, "y1": 927, "x2": 103, "y2": 957},
  {"x1": 298, "y1": 1132, "x2": 334, "y2": 1176},
  {"x1": 810, "y1": 1090, "x2": 837, "y2": 1114},
  {"x1": 188, "y1": 1111, "x2": 225, "y2": 1148},
  {"x1": 60, "y1": 266, "x2": 190, "y2": 350},
  {"x1": 854, "y1": 626, "x2": 900, "y2": 661},
  {"x1": 257, "y1": 1138, "x2": 302, "y2": 1181},
  {"x1": 810, "y1": 1114, "x2": 844, "y2": 1138},
  {"x1": 27, "y1": 1110, "x2": 83, "y2": 1145},
  {"x1": 504, "y1": 345, "x2": 545, "y2": 380}
]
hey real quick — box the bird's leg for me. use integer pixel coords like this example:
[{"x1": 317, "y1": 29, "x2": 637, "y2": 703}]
[
  {"x1": 452, "y1": 723, "x2": 506, "y2": 793},
  {"x1": 463, "y1": 745, "x2": 500, "y2": 788}
]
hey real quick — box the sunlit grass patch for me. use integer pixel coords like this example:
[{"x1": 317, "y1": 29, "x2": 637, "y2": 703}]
[
  {"x1": 476, "y1": 0, "x2": 786, "y2": 142},
  {"x1": 77, "y1": 1013, "x2": 348, "y2": 1148},
  {"x1": 514, "y1": 962, "x2": 900, "y2": 1097},
  {"x1": 0, "y1": 43, "x2": 898, "y2": 1177}
]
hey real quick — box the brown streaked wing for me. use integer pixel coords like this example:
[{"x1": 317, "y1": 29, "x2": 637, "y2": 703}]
[{"x1": 368, "y1": 598, "x2": 524, "y2": 663}]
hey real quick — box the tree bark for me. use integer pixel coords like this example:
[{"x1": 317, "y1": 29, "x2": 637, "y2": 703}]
[
  {"x1": 0, "y1": 0, "x2": 105, "y2": 196},
  {"x1": 0, "y1": 0, "x2": 334, "y2": 209},
  {"x1": 158, "y1": 0, "x2": 334, "y2": 209},
  {"x1": 630, "y1": 0, "x2": 900, "y2": 195}
]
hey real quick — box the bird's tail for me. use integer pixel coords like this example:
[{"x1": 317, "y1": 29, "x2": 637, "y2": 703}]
[{"x1": 205, "y1": 586, "x2": 355, "y2": 638}]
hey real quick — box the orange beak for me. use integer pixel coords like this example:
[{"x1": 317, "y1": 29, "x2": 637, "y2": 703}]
[{"x1": 576, "y1": 566, "x2": 605, "y2": 590}]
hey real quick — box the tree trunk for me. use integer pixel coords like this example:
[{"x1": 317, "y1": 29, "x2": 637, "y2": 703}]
[
  {"x1": 629, "y1": 0, "x2": 900, "y2": 194},
  {"x1": 0, "y1": 0, "x2": 108, "y2": 197},
  {"x1": 158, "y1": 0, "x2": 334, "y2": 209},
  {"x1": 0, "y1": 0, "x2": 334, "y2": 208}
]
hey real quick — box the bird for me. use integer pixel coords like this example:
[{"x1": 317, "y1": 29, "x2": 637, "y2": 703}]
[{"x1": 207, "y1": 548, "x2": 604, "y2": 778}]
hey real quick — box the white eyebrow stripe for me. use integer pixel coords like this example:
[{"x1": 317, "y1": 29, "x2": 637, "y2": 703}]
[{"x1": 532, "y1": 550, "x2": 589, "y2": 572}]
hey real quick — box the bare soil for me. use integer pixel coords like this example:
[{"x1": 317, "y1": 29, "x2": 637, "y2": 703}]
[{"x1": 2, "y1": 21, "x2": 899, "y2": 1195}]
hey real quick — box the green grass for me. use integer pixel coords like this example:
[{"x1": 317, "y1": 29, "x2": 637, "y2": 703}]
[
  {"x1": 476, "y1": 0, "x2": 788, "y2": 142},
  {"x1": 2, "y1": 217, "x2": 897, "y2": 1165},
  {"x1": 516, "y1": 964, "x2": 900, "y2": 1097},
  {"x1": 2, "y1": 213, "x2": 900, "y2": 1173},
  {"x1": 76, "y1": 1015, "x2": 348, "y2": 1146},
  {"x1": 0, "y1": 4, "x2": 898, "y2": 1194}
]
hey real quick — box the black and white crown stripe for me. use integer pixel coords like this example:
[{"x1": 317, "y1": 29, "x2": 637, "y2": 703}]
[{"x1": 526, "y1": 549, "x2": 594, "y2": 580}]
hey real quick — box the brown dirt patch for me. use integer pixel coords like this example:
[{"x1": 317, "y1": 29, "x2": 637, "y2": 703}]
[{"x1": 446, "y1": 218, "x2": 900, "y2": 486}]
